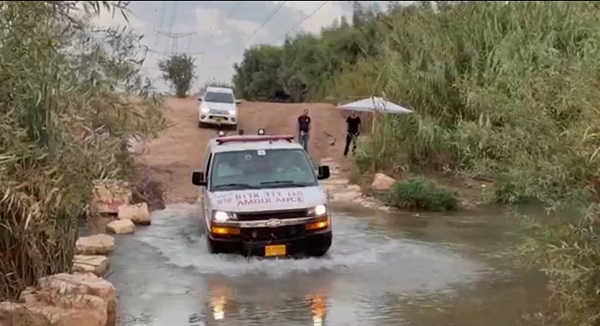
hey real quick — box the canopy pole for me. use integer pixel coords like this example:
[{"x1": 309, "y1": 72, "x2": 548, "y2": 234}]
[
  {"x1": 371, "y1": 96, "x2": 378, "y2": 134},
  {"x1": 372, "y1": 112, "x2": 377, "y2": 133}
]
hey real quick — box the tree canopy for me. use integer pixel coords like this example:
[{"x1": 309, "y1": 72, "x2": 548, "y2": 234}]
[
  {"x1": 159, "y1": 54, "x2": 196, "y2": 98},
  {"x1": 232, "y1": 1, "x2": 384, "y2": 102}
]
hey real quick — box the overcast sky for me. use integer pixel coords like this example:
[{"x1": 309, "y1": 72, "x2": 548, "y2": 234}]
[{"x1": 92, "y1": 1, "x2": 402, "y2": 92}]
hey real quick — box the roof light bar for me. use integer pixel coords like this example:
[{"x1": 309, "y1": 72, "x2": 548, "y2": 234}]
[{"x1": 215, "y1": 135, "x2": 294, "y2": 145}]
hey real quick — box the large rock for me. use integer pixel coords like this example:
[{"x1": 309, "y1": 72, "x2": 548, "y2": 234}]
[
  {"x1": 73, "y1": 255, "x2": 110, "y2": 277},
  {"x1": 371, "y1": 173, "x2": 397, "y2": 191},
  {"x1": 37, "y1": 273, "x2": 117, "y2": 326},
  {"x1": 106, "y1": 219, "x2": 135, "y2": 234},
  {"x1": 20, "y1": 289, "x2": 108, "y2": 326},
  {"x1": 0, "y1": 301, "x2": 51, "y2": 325},
  {"x1": 330, "y1": 185, "x2": 362, "y2": 202},
  {"x1": 76, "y1": 234, "x2": 115, "y2": 255},
  {"x1": 92, "y1": 179, "x2": 132, "y2": 214},
  {"x1": 0, "y1": 274, "x2": 117, "y2": 326},
  {"x1": 118, "y1": 202, "x2": 151, "y2": 225}
]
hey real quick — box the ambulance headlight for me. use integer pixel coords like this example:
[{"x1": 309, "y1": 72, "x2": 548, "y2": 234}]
[
  {"x1": 257, "y1": 128, "x2": 266, "y2": 135},
  {"x1": 213, "y1": 211, "x2": 235, "y2": 222},
  {"x1": 310, "y1": 204, "x2": 328, "y2": 217},
  {"x1": 217, "y1": 130, "x2": 226, "y2": 137}
]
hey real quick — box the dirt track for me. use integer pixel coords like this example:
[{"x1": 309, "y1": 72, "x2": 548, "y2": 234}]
[{"x1": 136, "y1": 97, "x2": 349, "y2": 203}]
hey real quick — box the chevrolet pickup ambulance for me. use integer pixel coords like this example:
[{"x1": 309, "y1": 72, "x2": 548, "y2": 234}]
[{"x1": 191, "y1": 129, "x2": 333, "y2": 257}]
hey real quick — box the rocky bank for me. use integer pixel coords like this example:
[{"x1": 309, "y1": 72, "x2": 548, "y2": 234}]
[
  {"x1": 0, "y1": 180, "x2": 153, "y2": 326},
  {"x1": 319, "y1": 157, "x2": 393, "y2": 212}
]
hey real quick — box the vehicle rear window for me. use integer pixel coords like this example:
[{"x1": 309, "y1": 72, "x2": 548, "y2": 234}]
[
  {"x1": 210, "y1": 149, "x2": 318, "y2": 191},
  {"x1": 204, "y1": 92, "x2": 234, "y2": 104}
]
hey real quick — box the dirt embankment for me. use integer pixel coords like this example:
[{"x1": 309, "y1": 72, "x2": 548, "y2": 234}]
[{"x1": 135, "y1": 97, "x2": 349, "y2": 203}]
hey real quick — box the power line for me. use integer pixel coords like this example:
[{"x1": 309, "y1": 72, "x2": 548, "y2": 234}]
[
  {"x1": 243, "y1": 1, "x2": 287, "y2": 48},
  {"x1": 225, "y1": 1, "x2": 329, "y2": 74},
  {"x1": 154, "y1": 30, "x2": 196, "y2": 38},
  {"x1": 199, "y1": 2, "x2": 242, "y2": 82},
  {"x1": 153, "y1": 30, "x2": 196, "y2": 55},
  {"x1": 201, "y1": 1, "x2": 287, "y2": 84},
  {"x1": 146, "y1": 48, "x2": 205, "y2": 56},
  {"x1": 279, "y1": 1, "x2": 329, "y2": 42},
  {"x1": 154, "y1": 1, "x2": 167, "y2": 48},
  {"x1": 166, "y1": 1, "x2": 178, "y2": 35},
  {"x1": 226, "y1": 1, "x2": 242, "y2": 20}
]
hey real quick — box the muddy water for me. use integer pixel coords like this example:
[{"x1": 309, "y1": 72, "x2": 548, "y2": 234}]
[{"x1": 108, "y1": 204, "x2": 548, "y2": 326}]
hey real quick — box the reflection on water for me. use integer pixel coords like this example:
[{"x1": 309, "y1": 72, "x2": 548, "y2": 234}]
[
  {"x1": 310, "y1": 293, "x2": 327, "y2": 326},
  {"x1": 203, "y1": 273, "x2": 334, "y2": 326},
  {"x1": 208, "y1": 278, "x2": 228, "y2": 320}
]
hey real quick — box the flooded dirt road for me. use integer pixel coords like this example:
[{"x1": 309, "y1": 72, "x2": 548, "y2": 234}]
[
  {"x1": 118, "y1": 99, "x2": 548, "y2": 325},
  {"x1": 108, "y1": 205, "x2": 548, "y2": 326}
]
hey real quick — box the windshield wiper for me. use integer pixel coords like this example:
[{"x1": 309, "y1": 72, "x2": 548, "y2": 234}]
[
  {"x1": 215, "y1": 183, "x2": 259, "y2": 189},
  {"x1": 260, "y1": 180, "x2": 311, "y2": 187}
]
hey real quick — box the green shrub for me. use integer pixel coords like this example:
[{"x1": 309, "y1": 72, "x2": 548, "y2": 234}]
[
  {"x1": 385, "y1": 177, "x2": 459, "y2": 211},
  {"x1": 493, "y1": 181, "x2": 529, "y2": 204}
]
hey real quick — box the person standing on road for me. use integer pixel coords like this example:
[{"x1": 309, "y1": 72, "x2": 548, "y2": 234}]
[
  {"x1": 297, "y1": 109, "x2": 311, "y2": 152},
  {"x1": 344, "y1": 112, "x2": 362, "y2": 157}
]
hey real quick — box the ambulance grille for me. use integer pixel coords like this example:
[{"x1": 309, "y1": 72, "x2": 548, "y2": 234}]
[{"x1": 236, "y1": 209, "x2": 308, "y2": 221}]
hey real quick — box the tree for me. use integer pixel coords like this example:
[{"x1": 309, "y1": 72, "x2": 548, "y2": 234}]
[
  {"x1": 340, "y1": 16, "x2": 350, "y2": 28},
  {"x1": 158, "y1": 54, "x2": 196, "y2": 98},
  {"x1": 352, "y1": 1, "x2": 365, "y2": 27},
  {"x1": 0, "y1": 1, "x2": 165, "y2": 300}
]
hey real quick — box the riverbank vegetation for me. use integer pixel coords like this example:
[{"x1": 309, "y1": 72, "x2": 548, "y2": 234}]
[
  {"x1": 233, "y1": 1, "x2": 600, "y2": 324},
  {"x1": 386, "y1": 177, "x2": 458, "y2": 212},
  {"x1": 0, "y1": 1, "x2": 166, "y2": 300}
]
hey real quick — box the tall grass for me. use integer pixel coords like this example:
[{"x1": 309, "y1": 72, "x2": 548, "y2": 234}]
[
  {"x1": 0, "y1": 1, "x2": 166, "y2": 300},
  {"x1": 323, "y1": 2, "x2": 600, "y2": 324},
  {"x1": 331, "y1": 2, "x2": 600, "y2": 196}
]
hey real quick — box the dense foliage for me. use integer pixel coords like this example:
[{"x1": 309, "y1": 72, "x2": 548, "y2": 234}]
[
  {"x1": 159, "y1": 54, "x2": 196, "y2": 98},
  {"x1": 0, "y1": 1, "x2": 166, "y2": 300},
  {"x1": 386, "y1": 177, "x2": 458, "y2": 211},
  {"x1": 232, "y1": 1, "x2": 384, "y2": 102},
  {"x1": 233, "y1": 1, "x2": 600, "y2": 324}
]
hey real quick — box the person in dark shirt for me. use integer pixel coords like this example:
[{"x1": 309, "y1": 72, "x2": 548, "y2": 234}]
[
  {"x1": 344, "y1": 112, "x2": 362, "y2": 157},
  {"x1": 297, "y1": 109, "x2": 311, "y2": 152}
]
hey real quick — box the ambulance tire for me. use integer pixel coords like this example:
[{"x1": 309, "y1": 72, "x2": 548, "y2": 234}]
[
  {"x1": 206, "y1": 237, "x2": 224, "y2": 254},
  {"x1": 308, "y1": 248, "x2": 329, "y2": 258}
]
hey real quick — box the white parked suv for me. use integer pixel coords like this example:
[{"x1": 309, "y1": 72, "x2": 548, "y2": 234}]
[{"x1": 198, "y1": 86, "x2": 240, "y2": 129}]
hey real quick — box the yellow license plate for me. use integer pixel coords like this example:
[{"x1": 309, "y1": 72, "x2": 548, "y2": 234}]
[
  {"x1": 215, "y1": 118, "x2": 223, "y2": 122},
  {"x1": 265, "y1": 244, "x2": 286, "y2": 257}
]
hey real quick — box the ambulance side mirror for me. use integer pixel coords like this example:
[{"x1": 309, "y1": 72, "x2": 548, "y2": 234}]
[
  {"x1": 192, "y1": 171, "x2": 207, "y2": 186},
  {"x1": 317, "y1": 166, "x2": 330, "y2": 180}
]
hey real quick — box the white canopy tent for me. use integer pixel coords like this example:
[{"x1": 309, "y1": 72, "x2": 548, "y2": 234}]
[
  {"x1": 337, "y1": 96, "x2": 412, "y2": 114},
  {"x1": 336, "y1": 96, "x2": 412, "y2": 132}
]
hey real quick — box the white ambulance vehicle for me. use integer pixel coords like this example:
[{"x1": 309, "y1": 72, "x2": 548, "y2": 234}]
[{"x1": 191, "y1": 129, "x2": 332, "y2": 257}]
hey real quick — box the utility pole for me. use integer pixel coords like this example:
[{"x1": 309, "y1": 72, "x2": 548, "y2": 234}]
[{"x1": 153, "y1": 29, "x2": 197, "y2": 56}]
